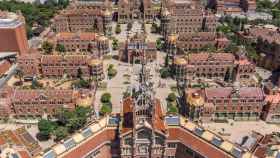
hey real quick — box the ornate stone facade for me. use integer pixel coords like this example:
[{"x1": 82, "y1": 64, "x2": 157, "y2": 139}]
[
  {"x1": 161, "y1": 0, "x2": 229, "y2": 52},
  {"x1": 263, "y1": 91, "x2": 280, "y2": 123},
  {"x1": 238, "y1": 25, "x2": 280, "y2": 71},
  {"x1": 18, "y1": 54, "x2": 104, "y2": 80},
  {"x1": 0, "y1": 87, "x2": 95, "y2": 118},
  {"x1": 207, "y1": 0, "x2": 256, "y2": 14},
  {"x1": 53, "y1": 0, "x2": 112, "y2": 36},
  {"x1": 117, "y1": 0, "x2": 161, "y2": 23},
  {"x1": 119, "y1": 34, "x2": 157, "y2": 63},
  {"x1": 185, "y1": 87, "x2": 265, "y2": 122},
  {"x1": 55, "y1": 32, "x2": 110, "y2": 55},
  {"x1": 173, "y1": 52, "x2": 255, "y2": 84}
]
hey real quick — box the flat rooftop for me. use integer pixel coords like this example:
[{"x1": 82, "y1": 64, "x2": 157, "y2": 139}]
[
  {"x1": 0, "y1": 11, "x2": 23, "y2": 28},
  {"x1": 0, "y1": 52, "x2": 17, "y2": 59}
]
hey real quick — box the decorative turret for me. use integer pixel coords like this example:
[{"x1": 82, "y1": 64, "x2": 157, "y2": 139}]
[
  {"x1": 173, "y1": 57, "x2": 187, "y2": 81},
  {"x1": 167, "y1": 33, "x2": 178, "y2": 63},
  {"x1": 186, "y1": 91, "x2": 205, "y2": 122},
  {"x1": 88, "y1": 59, "x2": 104, "y2": 81},
  {"x1": 97, "y1": 34, "x2": 110, "y2": 56},
  {"x1": 160, "y1": 8, "x2": 172, "y2": 38},
  {"x1": 133, "y1": 62, "x2": 155, "y2": 125},
  {"x1": 103, "y1": 9, "x2": 112, "y2": 36}
]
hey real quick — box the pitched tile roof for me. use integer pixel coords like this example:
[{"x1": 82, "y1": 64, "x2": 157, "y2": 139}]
[{"x1": 205, "y1": 87, "x2": 264, "y2": 100}]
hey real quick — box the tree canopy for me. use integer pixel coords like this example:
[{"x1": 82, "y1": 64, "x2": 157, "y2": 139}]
[
  {"x1": 0, "y1": 0, "x2": 69, "y2": 39},
  {"x1": 38, "y1": 119, "x2": 56, "y2": 140},
  {"x1": 37, "y1": 107, "x2": 91, "y2": 141},
  {"x1": 167, "y1": 93, "x2": 177, "y2": 102},
  {"x1": 107, "y1": 64, "x2": 117, "y2": 79},
  {"x1": 42, "y1": 41, "x2": 54, "y2": 54},
  {"x1": 115, "y1": 24, "x2": 121, "y2": 34},
  {"x1": 53, "y1": 126, "x2": 68, "y2": 141},
  {"x1": 112, "y1": 39, "x2": 119, "y2": 50},
  {"x1": 55, "y1": 43, "x2": 66, "y2": 53},
  {"x1": 101, "y1": 92, "x2": 111, "y2": 103},
  {"x1": 159, "y1": 67, "x2": 171, "y2": 79},
  {"x1": 100, "y1": 104, "x2": 112, "y2": 115}
]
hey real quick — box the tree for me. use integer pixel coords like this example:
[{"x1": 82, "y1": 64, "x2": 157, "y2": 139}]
[
  {"x1": 38, "y1": 119, "x2": 56, "y2": 140},
  {"x1": 42, "y1": 41, "x2": 54, "y2": 54},
  {"x1": 127, "y1": 22, "x2": 132, "y2": 31},
  {"x1": 240, "y1": 22, "x2": 245, "y2": 31},
  {"x1": 156, "y1": 38, "x2": 163, "y2": 50},
  {"x1": 257, "y1": 0, "x2": 273, "y2": 10},
  {"x1": 164, "y1": 54, "x2": 169, "y2": 67},
  {"x1": 55, "y1": 43, "x2": 66, "y2": 53},
  {"x1": 101, "y1": 92, "x2": 111, "y2": 103},
  {"x1": 108, "y1": 68, "x2": 117, "y2": 79},
  {"x1": 57, "y1": 107, "x2": 90, "y2": 134},
  {"x1": 224, "y1": 68, "x2": 231, "y2": 82},
  {"x1": 108, "y1": 64, "x2": 114, "y2": 70},
  {"x1": 15, "y1": 68, "x2": 24, "y2": 83},
  {"x1": 31, "y1": 79, "x2": 43, "y2": 89},
  {"x1": 57, "y1": 0, "x2": 69, "y2": 8},
  {"x1": 167, "y1": 105, "x2": 178, "y2": 114},
  {"x1": 112, "y1": 39, "x2": 118, "y2": 50},
  {"x1": 100, "y1": 104, "x2": 112, "y2": 115},
  {"x1": 107, "y1": 64, "x2": 117, "y2": 79},
  {"x1": 75, "y1": 106, "x2": 91, "y2": 117},
  {"x1": 115, "y1": 24, "x2": 121, "y2": 34},
  {"x1": 200, "y1": 44, "x2": 216, "y2": 52},
  {"x1": 72, "y1": 79, "x2": 91, "y2": 88},
  {"x1": 224, "y1": 43, "x2": 239, "y2": 53},
  {"x1": 159, "y1": 67, "x2": 170, "y2": 78},
  {"x1": 151, "y1": 22, "x2": 158, "y2": 33},
  {"x1": 92, "y1": 19, "x2": 98, "y2": 32},
  {"x1": 77, "y1": 67, "x2": 83, "y2": 79},
  {"x1": 167, "y1": 93, "x2": 177, "y2": 102},
  {"x1": 216, "y1": 25, "x2": 231, "y2": 34},
  {"x1": 53, "y1": 126, "x2": 68, "y2": 141},
  {"x1": 0, "y1": 0, "x2": 69, "y2": 39},
  {"x1": 123, "y1": 90, "x2": 131, "y2": 99},
  {"x1": 66, "y1": 116, "x2": 80, "y2": 133}
]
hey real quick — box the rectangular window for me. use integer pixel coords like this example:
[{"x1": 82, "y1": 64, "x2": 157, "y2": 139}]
[{"x1": 168, "y1": 143, "x2": 177, "y2": 148}]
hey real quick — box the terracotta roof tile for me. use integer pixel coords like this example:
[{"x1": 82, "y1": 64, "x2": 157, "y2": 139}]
[
  {"x1": 121, "y1": 97, "x2": 133, "y2": 134},
  {"x1": 154, "y1": 99, "x2": 166, "y2": 133},
  {"x1": 266, "y1": 92, "x2": 280, "y2": 104},
  {"x1": 168, "y1": 128, "x2": 232, "y2": 158},
  {"x1": 18, "y1": 150, "x2": 31, "y2": 158},
  {"x1": 62, "y1": 129, "x2": 116, "y2": 158},
  {"x1": 205, "y1": 87, "x2": 264, "y2": 100},
  {"x1": 188, "y1": 53, "x2": 235, "y2": 62},
  {"x1": 57, "y1": 32, "x2": 98, "y2": 41},
  {"x1": 13, "y1": 89, "x2": 73, "y2": 103}
]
